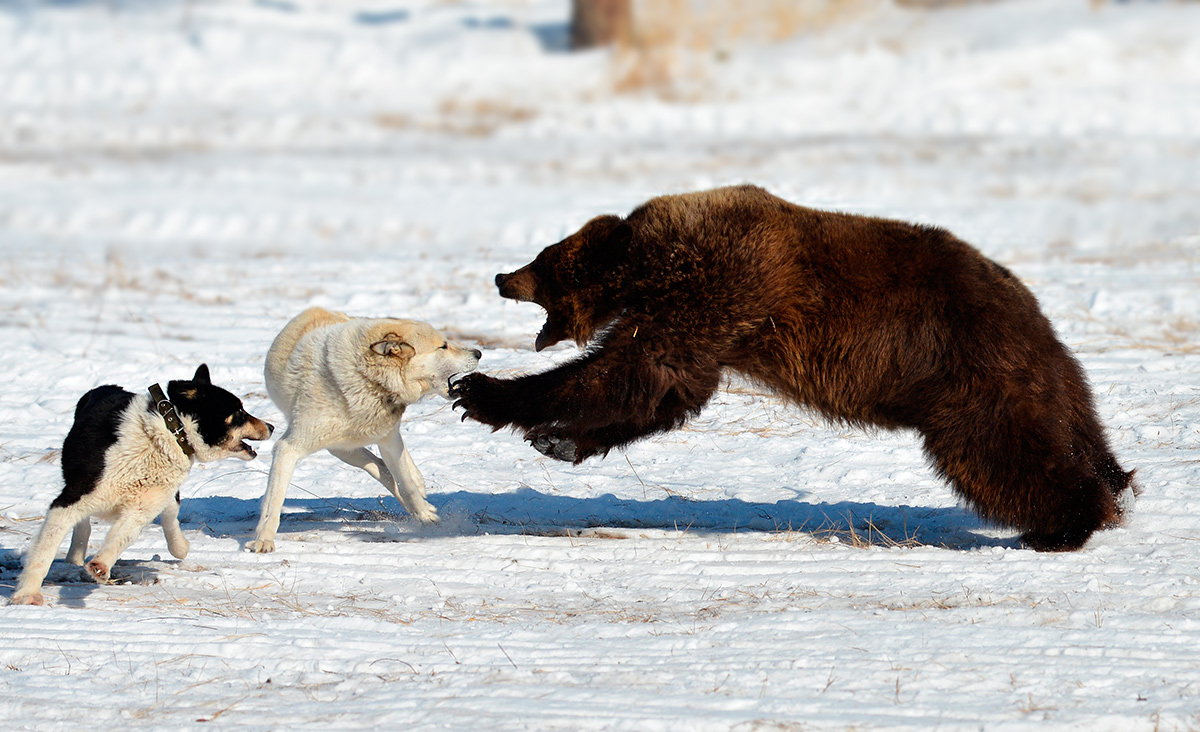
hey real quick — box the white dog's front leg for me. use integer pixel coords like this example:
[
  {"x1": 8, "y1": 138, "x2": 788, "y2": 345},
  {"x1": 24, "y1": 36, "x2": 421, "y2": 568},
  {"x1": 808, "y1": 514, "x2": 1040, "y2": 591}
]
[
  {"x1": 159, "y1": 493, "x2": 190, "y2": 560},
  {"x1": 377, "y1": 431, "x2": 439, "y2": 524},
  {"x1": 9, "y1": 506, "x2": 82, "y2": 606},
  {"x1": 65, "y1": 518, "x2": 91, "y2": 565},
  {"x1": 250, "y1": 437, "x2": 306, "y2": 553}
]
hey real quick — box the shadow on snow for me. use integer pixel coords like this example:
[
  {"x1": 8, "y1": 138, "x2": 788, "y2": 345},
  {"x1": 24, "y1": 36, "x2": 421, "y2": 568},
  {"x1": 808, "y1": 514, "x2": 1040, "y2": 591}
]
[
  {"x1": 0, "y1": 545, "x2": 167, "y2": 608},
  {"x1": 182, "y1": 486, "x2": 1015, "y2": 552},
  {"x1": 0, "y1": 488, "x2": 1015, "y2": 604}
]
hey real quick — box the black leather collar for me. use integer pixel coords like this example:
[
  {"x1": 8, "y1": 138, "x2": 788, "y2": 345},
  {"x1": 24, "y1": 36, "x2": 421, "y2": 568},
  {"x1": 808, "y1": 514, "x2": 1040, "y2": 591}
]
[{"x1": 148, "y1": 384, "x2": 195, "y2": 458}]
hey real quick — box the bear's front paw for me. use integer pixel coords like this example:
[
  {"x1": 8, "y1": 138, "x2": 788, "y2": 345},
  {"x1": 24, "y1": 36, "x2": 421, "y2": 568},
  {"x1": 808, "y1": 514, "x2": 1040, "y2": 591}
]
[
  {"x1": 526, "y1": 429, "x2": 579, "y2": 463},
  {"x1": 450, "y1": 372, "x2": 511, "y2": 429}
]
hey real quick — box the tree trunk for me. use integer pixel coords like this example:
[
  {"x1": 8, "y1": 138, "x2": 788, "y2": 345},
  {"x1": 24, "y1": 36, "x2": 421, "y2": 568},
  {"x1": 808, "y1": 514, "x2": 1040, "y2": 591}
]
[{"x1": 570, "y1": 0, "x2": 632, "y2": 50}]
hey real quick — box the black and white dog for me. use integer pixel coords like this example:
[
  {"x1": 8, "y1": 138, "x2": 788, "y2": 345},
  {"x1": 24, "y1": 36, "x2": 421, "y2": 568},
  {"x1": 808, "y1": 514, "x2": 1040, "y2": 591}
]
[{"x1": 9, "y1": 365, "x2": 272, "y2": 606}]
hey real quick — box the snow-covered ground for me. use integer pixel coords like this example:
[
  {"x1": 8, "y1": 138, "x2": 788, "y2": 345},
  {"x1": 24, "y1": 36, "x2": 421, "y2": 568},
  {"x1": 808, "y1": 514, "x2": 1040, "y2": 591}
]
[{"x1": 1, "y1": 0, "x2": 1199, "y2": 728}]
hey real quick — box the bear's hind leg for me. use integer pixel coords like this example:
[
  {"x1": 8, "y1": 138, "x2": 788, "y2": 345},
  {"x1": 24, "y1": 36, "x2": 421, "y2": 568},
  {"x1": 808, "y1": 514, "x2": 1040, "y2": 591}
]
[
  {"x1": 1013, "y1": 464, "x2": 1119, "y2": 551},
  {"x1": 1019, "y1": 506, "x2": 1108, "y2": 552},
  {"x1": 921, "y1": 406, "x2": 1119, "y2": 552}
]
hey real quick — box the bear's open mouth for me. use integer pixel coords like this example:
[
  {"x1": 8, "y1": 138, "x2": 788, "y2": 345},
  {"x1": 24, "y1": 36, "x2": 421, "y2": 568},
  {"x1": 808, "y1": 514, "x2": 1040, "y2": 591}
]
[{"x1": 535, "y1": 320, "x2": 557, "y2": 352}]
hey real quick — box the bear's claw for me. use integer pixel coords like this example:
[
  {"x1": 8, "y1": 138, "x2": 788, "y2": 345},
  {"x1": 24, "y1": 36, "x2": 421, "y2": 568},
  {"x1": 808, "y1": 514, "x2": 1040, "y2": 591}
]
[
  {"x1": 449, "y1": 372, "x2": 513, "y2": 429},
  {"x1": 449, "y1": 373, "x2": 481, "y2": 421}
]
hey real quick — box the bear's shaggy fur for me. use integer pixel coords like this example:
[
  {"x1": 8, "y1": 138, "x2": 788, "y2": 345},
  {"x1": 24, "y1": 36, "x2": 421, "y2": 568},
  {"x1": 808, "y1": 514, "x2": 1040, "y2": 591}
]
[{"x1": 452, "y1": 185, "x2": 1134, "y2": 551}]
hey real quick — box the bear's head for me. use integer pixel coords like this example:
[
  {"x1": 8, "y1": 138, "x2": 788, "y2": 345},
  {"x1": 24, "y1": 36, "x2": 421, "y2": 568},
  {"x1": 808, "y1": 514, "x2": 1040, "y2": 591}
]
[{"x1": 495, "y1": 214, "x2": 632, "y2": 351}]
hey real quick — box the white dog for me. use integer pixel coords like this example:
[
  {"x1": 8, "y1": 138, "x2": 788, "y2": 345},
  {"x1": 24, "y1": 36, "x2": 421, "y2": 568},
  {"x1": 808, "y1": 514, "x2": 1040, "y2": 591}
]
[{"x1": 250, "y1": 307, "x2": 481, "y2": 553}]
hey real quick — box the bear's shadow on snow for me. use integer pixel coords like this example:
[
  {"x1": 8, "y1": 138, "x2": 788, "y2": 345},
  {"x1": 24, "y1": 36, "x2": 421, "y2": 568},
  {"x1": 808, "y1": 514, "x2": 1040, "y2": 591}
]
[
  {"x1": 439, "y1": 487, "x2": 1016, "y2": 550},
  {"x1": 0, "y1": 545, "x2": 167, "y2": 608},
  {"x1": 185, "y1": 487, "x2": 1016, "y2": 552}
]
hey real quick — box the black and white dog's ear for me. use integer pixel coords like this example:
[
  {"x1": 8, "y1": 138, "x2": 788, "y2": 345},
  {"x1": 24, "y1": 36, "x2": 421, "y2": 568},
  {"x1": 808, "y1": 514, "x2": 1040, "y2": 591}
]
[
  {"x1": 192, "y1": 364, "x2": 212, "y2": 384},
  {"x1": 371, "y1": 337, "x2": 415, "y2": 360}
]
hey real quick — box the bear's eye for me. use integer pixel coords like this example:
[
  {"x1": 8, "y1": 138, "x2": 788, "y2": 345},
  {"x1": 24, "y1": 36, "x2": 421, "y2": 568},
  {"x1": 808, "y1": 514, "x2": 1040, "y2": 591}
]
[{"x1": 439, "y1": 343, "x2": 448, "y2": 350}]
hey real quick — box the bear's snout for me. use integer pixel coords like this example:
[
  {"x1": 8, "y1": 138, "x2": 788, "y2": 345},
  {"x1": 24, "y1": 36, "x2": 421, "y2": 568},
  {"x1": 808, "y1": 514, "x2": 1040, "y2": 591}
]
[{"x1": 495, "y1": 269, "x2": 535, "y2": 302}]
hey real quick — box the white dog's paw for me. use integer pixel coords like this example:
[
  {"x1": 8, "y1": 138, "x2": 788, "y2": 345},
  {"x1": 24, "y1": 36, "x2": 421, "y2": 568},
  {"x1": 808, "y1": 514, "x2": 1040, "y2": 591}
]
[
  {"x1": 86, "y1": 560, "x2": 111, "y2": 583},
  {"x1": 8, "y1": 591, "x2": 45, "y2": 606},
  {"x1": 247, "y1": 539, "x2": 276, "y2": 553},
  {"x1": 167, "y1": 538, "x2": 190, "y2": 560},
  {"x1": 410, "y1": 504, "x2": 440, "y2": 524}
]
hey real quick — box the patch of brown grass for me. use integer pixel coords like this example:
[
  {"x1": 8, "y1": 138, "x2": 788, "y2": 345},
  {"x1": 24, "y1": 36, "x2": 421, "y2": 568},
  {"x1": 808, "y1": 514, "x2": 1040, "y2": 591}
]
[
  {"x1": 375, "y1": 99, "x2": 537, "y2": 137},
  {"x1": 802, "y1": 514, "x2": 929, "y2": 549}
]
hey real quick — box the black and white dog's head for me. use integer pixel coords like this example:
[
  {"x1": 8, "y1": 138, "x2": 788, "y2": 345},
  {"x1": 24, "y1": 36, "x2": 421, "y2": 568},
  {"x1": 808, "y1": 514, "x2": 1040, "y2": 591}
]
[{"x1": 167, "y1": 365, "x2": 273, "y2": 462}]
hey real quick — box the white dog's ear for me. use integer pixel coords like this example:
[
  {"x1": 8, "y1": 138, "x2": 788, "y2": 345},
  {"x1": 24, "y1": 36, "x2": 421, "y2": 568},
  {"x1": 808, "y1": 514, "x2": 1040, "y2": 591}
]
[{"x1": 371, "y1": 336, "x2": 415, "y2": 360}]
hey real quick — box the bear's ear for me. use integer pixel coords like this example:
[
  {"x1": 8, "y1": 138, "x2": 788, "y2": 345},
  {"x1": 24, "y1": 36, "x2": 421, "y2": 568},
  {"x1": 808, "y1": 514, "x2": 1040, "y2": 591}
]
[
  {"x1": 371, "y1": 336, "x2": 415, "y2": 360},
  {"x1": 583, "y1": 217, "x2": 632, "y2": 272},
  {"x1": 603, "y1": 220, "x2": 632, "y2": 251},
  {"x1": 192, "y1": 364, "x2": 212, "y2": 384}
]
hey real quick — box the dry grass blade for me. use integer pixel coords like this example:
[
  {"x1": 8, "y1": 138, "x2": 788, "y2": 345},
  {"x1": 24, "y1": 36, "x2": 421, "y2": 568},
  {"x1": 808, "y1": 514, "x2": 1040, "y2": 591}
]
[{"x1": 804, "y1": 512, "x2": 929, "y2": 549}]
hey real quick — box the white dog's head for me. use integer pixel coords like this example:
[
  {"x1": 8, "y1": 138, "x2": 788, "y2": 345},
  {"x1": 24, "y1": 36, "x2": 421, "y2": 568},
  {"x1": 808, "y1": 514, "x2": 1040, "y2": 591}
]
[{"x1": 365, "y1": 321, "x2": 481, "y2": 404}]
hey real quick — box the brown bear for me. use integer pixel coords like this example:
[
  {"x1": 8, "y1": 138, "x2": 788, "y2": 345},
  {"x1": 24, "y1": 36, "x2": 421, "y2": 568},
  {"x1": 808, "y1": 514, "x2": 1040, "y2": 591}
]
[{"x1": 451, "y1": 185, "x2": 1134, "y2": 551}]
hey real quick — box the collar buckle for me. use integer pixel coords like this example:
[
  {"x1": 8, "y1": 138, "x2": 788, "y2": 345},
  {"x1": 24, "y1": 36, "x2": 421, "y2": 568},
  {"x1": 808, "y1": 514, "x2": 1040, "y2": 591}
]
[{"x1": 148, "y1": 383, "x2": 196, "y2": 458}]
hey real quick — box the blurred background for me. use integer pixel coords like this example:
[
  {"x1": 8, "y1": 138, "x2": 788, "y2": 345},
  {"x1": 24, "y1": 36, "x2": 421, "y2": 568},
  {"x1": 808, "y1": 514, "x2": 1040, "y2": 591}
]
[
  {"x1": 0, "y1": 0, "x2": 1197, "y2": 385},
  {"x1": 1, "y1": 0, "x2": 1197, "y2": 264}
]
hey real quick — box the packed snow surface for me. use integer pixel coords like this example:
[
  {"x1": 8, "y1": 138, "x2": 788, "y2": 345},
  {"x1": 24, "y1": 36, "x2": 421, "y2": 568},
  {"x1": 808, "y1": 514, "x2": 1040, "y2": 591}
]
[{"x1": 1, "y1": 0, "x2": 1199, "y2": 729}]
